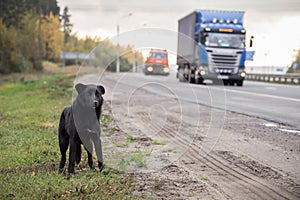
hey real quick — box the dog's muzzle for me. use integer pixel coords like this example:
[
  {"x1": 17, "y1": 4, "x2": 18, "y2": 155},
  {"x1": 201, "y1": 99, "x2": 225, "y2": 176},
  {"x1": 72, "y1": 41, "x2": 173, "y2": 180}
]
[{"x1": 93, "y1": 100, "x2": 98, "y2": 108}]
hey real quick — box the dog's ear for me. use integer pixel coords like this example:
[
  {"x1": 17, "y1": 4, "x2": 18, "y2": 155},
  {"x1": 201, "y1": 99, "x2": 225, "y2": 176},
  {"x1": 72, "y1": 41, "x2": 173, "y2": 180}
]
[
  {"x1": 75, "y1": 83, "x2": 86, "y2": 94},
  {"x1": 97, "y1": 85, "x2": 105, "y2": 95}
]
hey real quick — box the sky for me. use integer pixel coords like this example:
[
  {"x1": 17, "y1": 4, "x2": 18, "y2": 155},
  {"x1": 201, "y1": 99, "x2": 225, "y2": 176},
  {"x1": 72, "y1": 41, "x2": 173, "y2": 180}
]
[{"x1": 58, "y1": 0, "x2": 300, "y2": 67}]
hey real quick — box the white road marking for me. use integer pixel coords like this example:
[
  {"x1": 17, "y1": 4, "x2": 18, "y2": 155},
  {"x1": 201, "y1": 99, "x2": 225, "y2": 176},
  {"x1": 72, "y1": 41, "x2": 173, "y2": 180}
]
[
  {"x1": 221, "y1": 88, "x2": 300, "y2": 103},
  {"x1": 264, "y1": 123, "x2": 279, "y2": 127},
  {"x1": 280, "y1": 128, "x2": 300, "y2": 135},
  {"x1": 265, "y1": 87, "x2": 277, "y2": 90}
]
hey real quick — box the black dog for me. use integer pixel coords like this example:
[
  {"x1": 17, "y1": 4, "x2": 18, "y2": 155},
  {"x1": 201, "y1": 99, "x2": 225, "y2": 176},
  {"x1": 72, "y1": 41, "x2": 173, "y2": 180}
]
[{"x1": 58, "y1": 83, "x2": 105, "y2": 174}]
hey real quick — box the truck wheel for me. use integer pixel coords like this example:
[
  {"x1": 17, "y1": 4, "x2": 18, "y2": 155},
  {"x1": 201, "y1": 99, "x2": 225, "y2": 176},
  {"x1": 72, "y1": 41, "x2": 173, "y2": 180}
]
[
  {"x1": 196, "y1": 77, "x2": 204, "y2": 84},
  {"x1": 178, "y1": 68, "x2": 185, "y2": 82},
  {"x1": 237, "y1": 80, "x2": 243, "y2": 86},
  {"x1": 188, "y1": 70, "x2": 195, "y2": 84}
]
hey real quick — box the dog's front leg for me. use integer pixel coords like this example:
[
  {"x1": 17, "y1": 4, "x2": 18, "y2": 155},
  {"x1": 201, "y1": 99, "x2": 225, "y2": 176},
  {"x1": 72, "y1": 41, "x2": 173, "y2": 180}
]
[
  {"x1": 68, "y1": 141, "x2": 77, "y2": 174},
  {"x1": 84, "y1": 140, "x2": 95, "y2": 170},
  {"x1": 93, "y1": 137, "x2": 104, "y2": 171}
]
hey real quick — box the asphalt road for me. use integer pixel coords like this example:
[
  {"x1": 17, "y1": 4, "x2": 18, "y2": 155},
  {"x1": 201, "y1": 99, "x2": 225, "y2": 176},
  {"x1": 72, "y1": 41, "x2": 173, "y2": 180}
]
[{"x1": 102, "y1": 70, "x2": 300, "y2": 129}]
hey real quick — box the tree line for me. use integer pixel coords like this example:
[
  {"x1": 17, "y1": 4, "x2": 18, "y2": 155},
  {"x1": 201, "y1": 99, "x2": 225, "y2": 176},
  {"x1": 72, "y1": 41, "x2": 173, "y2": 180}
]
[
  {"x1": 0, "y1": 0, "x2": 143, "y2": 74},
  {"x1": 289, "y1": 49, "x2": 300, "y2": 73}
]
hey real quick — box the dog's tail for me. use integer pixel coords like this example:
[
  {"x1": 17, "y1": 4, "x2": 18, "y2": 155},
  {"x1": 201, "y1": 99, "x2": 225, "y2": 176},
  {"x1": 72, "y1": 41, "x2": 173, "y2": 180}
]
[{"x1": 58, "y1": 107, "x2": 69, "y2": 133}]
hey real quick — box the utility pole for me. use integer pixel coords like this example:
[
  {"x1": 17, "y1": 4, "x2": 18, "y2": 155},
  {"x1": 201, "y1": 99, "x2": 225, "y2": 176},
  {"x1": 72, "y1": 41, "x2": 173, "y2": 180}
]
[
  {"x1": 116, "y1": 13, "x2": 132, "y2": 73},
  {"x1": 133, "y1": 50, "x2": 136, "y2": 72},
  {"x1": 116, "y1": 24, "x2": 120, "y2": 73}
]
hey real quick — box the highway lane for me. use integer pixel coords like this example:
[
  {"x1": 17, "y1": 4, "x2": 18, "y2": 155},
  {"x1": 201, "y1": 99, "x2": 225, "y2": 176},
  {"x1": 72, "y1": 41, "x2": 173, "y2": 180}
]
[{"x1": 102, "y1": 71, "x2": 300, "y2": 129}]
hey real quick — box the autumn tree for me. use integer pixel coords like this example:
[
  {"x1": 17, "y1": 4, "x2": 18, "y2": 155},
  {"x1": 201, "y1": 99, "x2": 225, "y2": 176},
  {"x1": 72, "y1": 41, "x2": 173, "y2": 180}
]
[
  {"x1": 0, "y1": 20, "x2": 19, "y2": 73},
  {"x1": 0, "y1": 0, "x2": 61, "y2": 73},
  {"x1": 61, "y1": 6, "x2": 73, "y2": 47},
  {"x1": 41, "y1": 12, "x2": 63, "y2": 61},
  {"x1": 25, "y1": 0, "x2": 60, "y2": 16},
  {"x1": 19, "y1": 12, "x2": 40, "y2": 72},
  {"x1": 0, "y1": 0, "x2": 27, "y2": 28},
  {"x1": 0, "y1": 0, "x2": 142, "y2": 73},
  {"x1": 288, "y1": 49, "x2": 300, "y2": 73}
]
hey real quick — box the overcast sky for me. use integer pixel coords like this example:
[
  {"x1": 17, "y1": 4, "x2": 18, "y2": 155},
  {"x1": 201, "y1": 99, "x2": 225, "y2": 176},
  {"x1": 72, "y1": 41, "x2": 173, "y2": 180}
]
[{"x1": 58, "y1": 0, "x2": 300, "y2": 67}]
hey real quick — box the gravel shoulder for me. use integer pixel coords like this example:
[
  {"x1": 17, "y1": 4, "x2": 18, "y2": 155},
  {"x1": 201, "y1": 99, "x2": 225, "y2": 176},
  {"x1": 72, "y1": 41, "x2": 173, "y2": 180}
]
[{"x1": 78, "y1": 74, "x2": 300, "y2": 199}]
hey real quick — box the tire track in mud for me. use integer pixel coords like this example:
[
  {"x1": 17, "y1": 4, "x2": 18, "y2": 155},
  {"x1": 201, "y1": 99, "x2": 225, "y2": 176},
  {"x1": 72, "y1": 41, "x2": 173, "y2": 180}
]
[
  {"x1": 136, "y1": 111, "x2": 299, "y2": 200},
  {"x1": 136, "y1": 111, "x2": 230, "y2": 199}
]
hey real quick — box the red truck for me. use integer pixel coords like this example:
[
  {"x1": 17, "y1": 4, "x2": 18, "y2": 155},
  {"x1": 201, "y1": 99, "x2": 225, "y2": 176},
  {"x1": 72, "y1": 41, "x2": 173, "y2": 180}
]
[{"x1": 144, "y1": 49, "x2": 169, "y2": 76}]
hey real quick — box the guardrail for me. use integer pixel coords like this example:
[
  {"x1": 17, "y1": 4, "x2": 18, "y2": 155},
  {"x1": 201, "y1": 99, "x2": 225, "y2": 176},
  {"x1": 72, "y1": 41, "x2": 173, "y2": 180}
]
[{"x1": 246, "y1": 73, "x2": 300, "y2": 85}]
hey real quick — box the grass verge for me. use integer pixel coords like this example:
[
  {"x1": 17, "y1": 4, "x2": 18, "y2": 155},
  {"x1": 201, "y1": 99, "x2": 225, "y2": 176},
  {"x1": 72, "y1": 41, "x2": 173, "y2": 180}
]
[{"x1": 0, "y1": 74, "x2": 138, "y2": 199}]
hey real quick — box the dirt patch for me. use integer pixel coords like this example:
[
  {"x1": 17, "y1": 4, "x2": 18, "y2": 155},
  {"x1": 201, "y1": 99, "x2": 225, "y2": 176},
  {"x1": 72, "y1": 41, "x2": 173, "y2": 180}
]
[
  {"x1": 217, "y1": 150, "x2": 300, "y2": 196},
  {"x1": 132, "y1": 164, "x2": 215, "y2": 200}
]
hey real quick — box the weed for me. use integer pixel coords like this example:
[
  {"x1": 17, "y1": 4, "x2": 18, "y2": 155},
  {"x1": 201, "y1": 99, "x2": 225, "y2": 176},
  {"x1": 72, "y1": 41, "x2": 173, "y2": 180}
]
[
  {"x1": 151, "y1": 141, "x2": 166, "y2": 146},
  {"x1": 201, "y1": 176, "x2": 208, "y2": 181},
  {"x1": 117, "y1": 150, "x2": 152, "y2": 171},
  {"x1": 131, "y1": 150, "x2": 152, "y2": 167},
  {"x1": 100, "y1": 115, "x2": 112, "y2": 126},
  {"x1": 162, "y1": 148, "x2": 177, "y2": 153},
  {"x1": 126, "y1": 135, "x2": 135, "y2": 143},
  {"x1": 109, "y1": 127, "x2": 117, "y2": 134},
  {"x1": 113, "y1": 141, "x2": 128, "y2": 148}
]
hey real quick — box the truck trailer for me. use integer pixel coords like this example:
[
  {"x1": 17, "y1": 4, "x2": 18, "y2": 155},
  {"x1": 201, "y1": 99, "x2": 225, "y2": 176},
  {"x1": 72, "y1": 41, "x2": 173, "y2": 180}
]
[{"x1": 177, "y1": 10, "x2": 247, "y2": 86}]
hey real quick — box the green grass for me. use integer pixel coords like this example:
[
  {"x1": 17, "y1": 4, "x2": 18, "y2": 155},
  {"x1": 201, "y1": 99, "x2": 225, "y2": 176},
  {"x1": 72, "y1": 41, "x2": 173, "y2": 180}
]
[
  {"x1": 118, "y1": 150, "x2": 152, "y2": 171},
  {"x1": 130, "y1": 150, "x2": 151, "y2": 168},
  {"x1": 0, "y1": 74, "x2": 139, "y2": 199},
  {"x1": 0, "y1": 170, "x2": 137, "y2": 199},
  {"x1": 126, "y1": 135, "x2": 135, "y2": 143},
  {"x1": 201, "y1": 176, "x2": 208, "y2": 181},
  {"x1": 162, "y1": 148, "x2": 177, "y2": 153},
  {"x1": 151, "y1": 141, "x2": 166, "y2": 146},
  {"x1": 111, "y1": 135, "x2": 136, "y2": 148},
  {"x1": 100, "y1": 115, "x2": 112, "y2": 126},
  {"x1": 112, "y1": 141, "x2": 128, "y2": 148}
]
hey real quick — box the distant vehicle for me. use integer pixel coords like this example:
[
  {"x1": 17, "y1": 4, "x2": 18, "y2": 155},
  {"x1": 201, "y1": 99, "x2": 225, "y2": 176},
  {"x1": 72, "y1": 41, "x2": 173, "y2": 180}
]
[
  {"x1": 144, "y1": 49, "x2": 169, "y2": 76},
  {"x1": 177, "y1": 10, "x2": 248, "y2": 86}
]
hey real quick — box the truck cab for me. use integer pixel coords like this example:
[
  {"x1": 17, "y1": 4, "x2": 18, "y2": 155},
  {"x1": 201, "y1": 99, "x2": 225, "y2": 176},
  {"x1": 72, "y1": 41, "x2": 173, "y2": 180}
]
[
  {"x1": 177, "y1": 10, "x2": 247, "y2": 86},
  {"x1": 144, "y1": 49, "x2": 169, "y2": 76}
]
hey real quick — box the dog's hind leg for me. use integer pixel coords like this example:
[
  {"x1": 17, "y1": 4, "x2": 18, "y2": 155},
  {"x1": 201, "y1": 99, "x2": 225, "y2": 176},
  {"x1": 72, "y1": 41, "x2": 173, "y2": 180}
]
[
  {"x1": 68, "y1": 141, "x2": 77, "y2": 174},
  {"x1": 75, "y1": 144, "x2": 82, "y2": 164},
  {"x1": 58, "y1": 138, "x2": 69, "y2": 173},
  {"x1": 58, "y1": 125, "x2": 69, "y2": 173}
]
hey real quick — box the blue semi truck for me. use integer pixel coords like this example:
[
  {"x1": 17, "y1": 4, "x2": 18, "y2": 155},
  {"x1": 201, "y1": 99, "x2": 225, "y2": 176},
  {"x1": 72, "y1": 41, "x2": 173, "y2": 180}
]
[{"x1": 177, "y1": 10, "x2": 248, "y2": 86}]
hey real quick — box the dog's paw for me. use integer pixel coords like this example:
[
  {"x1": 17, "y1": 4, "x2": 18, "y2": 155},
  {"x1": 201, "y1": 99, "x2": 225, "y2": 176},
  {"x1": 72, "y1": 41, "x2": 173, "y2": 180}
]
[
  {"x1": 66, "y1": 173, "x2": 75, "y2": 179},
  {"x1": 98, "y1": 161, "x2": 104, "y2": 172},
  {"x1": 58, "y1": 168, "x2": 64, "y2": 174},
  {"x1": 68, "y1": 168, "x2": 76, "y2": 175}
]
